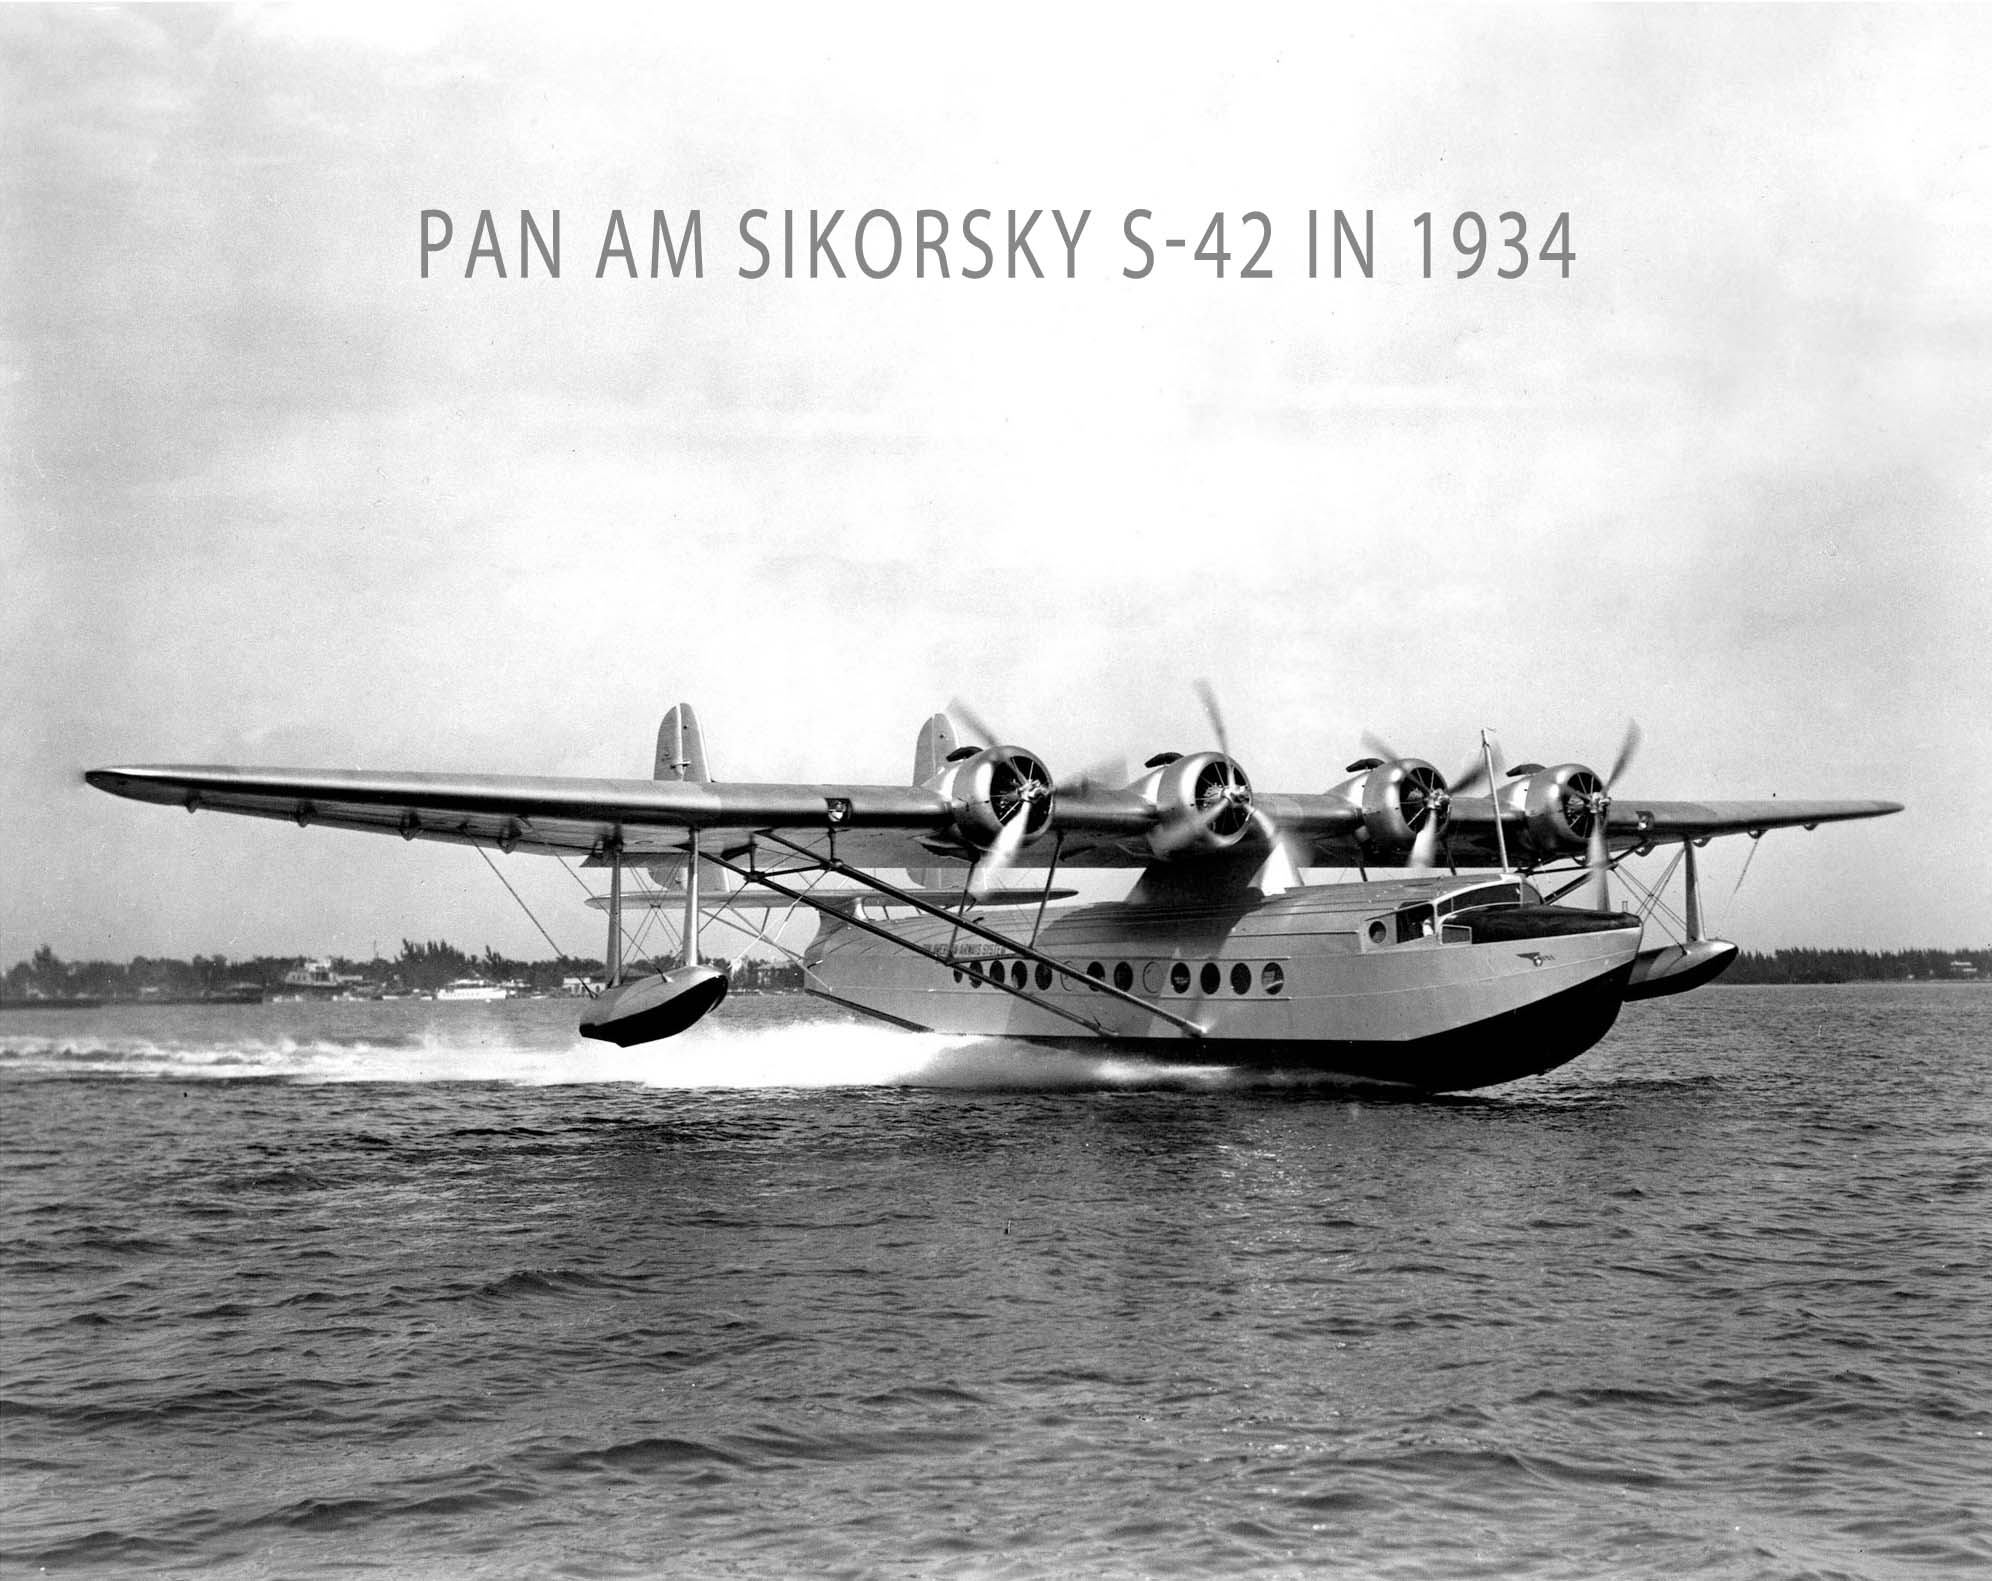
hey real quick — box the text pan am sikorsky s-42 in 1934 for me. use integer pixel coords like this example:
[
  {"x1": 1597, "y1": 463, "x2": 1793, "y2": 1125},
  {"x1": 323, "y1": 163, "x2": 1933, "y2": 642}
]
[{"x1": 86, "y1": 689, "x2": 1901, "y2": 1092}]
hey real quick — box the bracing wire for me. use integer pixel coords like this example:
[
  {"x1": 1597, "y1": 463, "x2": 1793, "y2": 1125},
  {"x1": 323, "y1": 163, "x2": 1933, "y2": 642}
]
[
  {"x1": 1613, "y1": 855, "x2": 1689, "y2": 945},
  {"x1": 514, "y1": 823, "x2": 837, "y2": 975},
  {"x1": 475, "y1": 846, "x2": 577, "y2": 964},
  {"x1": 1728, "y1": 834, "x2": 1764, "y2": 905},
  {"x1": 1623, "y1": 847, "x2": 1685, "y2": 927}
]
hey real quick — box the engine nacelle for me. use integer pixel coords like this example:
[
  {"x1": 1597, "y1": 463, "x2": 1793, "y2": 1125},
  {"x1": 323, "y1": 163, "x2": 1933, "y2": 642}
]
[
  {"x1": 1329, "y1": 758, "x2": 1450, "y2": 849},
  {"x1": 1137, "y1": 750, "x2": 1255, "y2": 857},
  {"x1": 932, "y1": 745, "x2": 1056, "y2": 853},
  {"x1": 1509, "y1": 762, "x2": 1609, "y2": 856}
]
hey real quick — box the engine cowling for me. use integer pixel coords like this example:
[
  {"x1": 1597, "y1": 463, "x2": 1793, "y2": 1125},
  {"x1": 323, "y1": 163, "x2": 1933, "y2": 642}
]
[
  {"x1": 932, "y1": 745, "x2": 1056, "y2": 854},
  {"x1": 1139, "y1": 750, "x2": 1255, "y2": 858},
  {"x1": 1330, "y1": 757, "x2": 1451, "y2": 850},
  {"x1": 1510, "y1": 762, "x2": 1609, "y2": 857}
]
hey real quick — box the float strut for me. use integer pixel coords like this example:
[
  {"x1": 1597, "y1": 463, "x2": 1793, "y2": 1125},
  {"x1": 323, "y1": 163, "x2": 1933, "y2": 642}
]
[
  {"x1": 1683, "y1": 838, "x2": 1703, "y2": 943},
  {"x1": 606, "y1": 832, "x2": 624, "y2": 988},
  {"x1": 682, "y1": 829, "x2": 701, "y2": 968}
]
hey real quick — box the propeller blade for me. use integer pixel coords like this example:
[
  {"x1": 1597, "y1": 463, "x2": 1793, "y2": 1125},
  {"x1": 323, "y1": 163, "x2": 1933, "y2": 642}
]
[
  {"x1": 969, "y1": 799, "x2": 1032, "y2": 897},
  {"x1": 1151, "y1": 797, "x2": 1226, "y2": 856},
  {"x1": 1192, "y1": 678, "x2": 1231, "y2": 760},
  {"x1": 1055, "y1": 755, "x2": 1127, "y2": 796},
  {"x1": 948, "y1": 697, "x2": 1003, "y2": 749},
  {"x1": 1409, "y1": 811, "x2": 1444, "y2": 870},
  {"x1": 1607, "y1": 720, "x2": 1642, "y2": 788},
  {"x1": 1449, "y1": 757, "x2": 1490, "y2": 797},
  {"x1": 1360, "y1": 730, "x2": 1402, "y2": 764},
  {"x1": 1585, "y1": 806, "x2": 1611, "y2": 910}
]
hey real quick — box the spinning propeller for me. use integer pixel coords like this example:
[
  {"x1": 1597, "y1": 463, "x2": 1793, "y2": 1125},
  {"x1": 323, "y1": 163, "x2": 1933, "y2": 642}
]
[
  {"x1": 1353, "y1": 732, "x2": 1493, "y2": 869},
  {"x1": 1504, "y1": 720, "x2": 1641, "y2": 906},
  {"x1": 1569, "y1": 721, "x2": 1641, "y2": 909},
  {"x1": 947, "y1": 698, "x2": 1122, "y2": 896},
  {"x1": 1151, "y1": 681, "x2": 1279, "y2": 855}
]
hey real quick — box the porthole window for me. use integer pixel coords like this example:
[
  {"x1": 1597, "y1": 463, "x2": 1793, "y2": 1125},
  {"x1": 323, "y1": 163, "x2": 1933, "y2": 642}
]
[
  {"x1": 1112, "y1": 962, "x2": 1133, "y2": 992},
  {"x1": 1231, "y1": 962, "x2": 1252, "y2": 995},
  {"x1": 952, "y1": 968, "x2": 963, "y2": 984},
  {"x1": 1011, "y1": 961, "x2": 1028, "y2": 989},
  {"x1": 1262, "y1": 961, "x2": 1285, "y2": 995},
  {"x1": 1087, "y1": 961, "x2": 1105, "y2": 987},
  {"x1": 1035, "y1": 962, "x2": 1052, "y2": 991},
  {"x1": 1142, "y1": 961, "x2": 1166, "y2": 995},
  {"x1": 1200, "y1": 962, "x2": 1221, "y2": 995},
  {"x1": 1170, "y1": 961, "x2": 1192, "y2": 994},
  {"x1": 1367, "y1": 921, "x2": 1388, "y2": 945}
]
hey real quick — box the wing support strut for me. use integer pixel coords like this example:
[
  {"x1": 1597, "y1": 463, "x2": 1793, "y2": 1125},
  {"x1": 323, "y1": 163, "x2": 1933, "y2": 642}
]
[
  {"x1": 606, "y1": 831, "x2": 623, "y2": 988},
  {"x1": 682, "y1": 828, "x2": 701, "y2": 968},
  {"x1": 707, "y1": 832, "x2": 1207, "y2": 1041},
  {"x1": 1683, "y1": 838, "x2": 1703, "y2": 942}
]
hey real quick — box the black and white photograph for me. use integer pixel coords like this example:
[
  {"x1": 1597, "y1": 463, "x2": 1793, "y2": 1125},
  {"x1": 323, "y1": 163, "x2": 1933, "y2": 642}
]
[{"x1": 3, "y1": 5, "x2": 1988, "y2": 1575}]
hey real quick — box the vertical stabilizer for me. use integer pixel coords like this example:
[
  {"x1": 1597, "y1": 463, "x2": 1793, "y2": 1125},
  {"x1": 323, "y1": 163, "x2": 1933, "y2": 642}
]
[
  {"x1": 655, "y1": 704, "x2": 712, "y2": 783},
  {"x1": 911, "y1": 712, "x2": 957, "y2": 786},
  {"x1": 910, "y1": 712, "x2": 961, "y2": 890},
  {"x1": 650, "y1": 704, "x2": 732, "y2": 896}
]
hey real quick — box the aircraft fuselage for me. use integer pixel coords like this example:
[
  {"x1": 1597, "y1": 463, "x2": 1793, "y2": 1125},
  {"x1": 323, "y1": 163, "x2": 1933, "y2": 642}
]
[{"x1": 804, "y1": 876, "x2": 1644, "y2": 1092}]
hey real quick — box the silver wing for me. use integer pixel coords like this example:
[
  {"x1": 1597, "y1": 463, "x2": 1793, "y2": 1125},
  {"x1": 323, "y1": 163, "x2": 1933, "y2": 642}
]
[{"x1": 83, "y1": 764, "x2": 1896, "y2": 871}]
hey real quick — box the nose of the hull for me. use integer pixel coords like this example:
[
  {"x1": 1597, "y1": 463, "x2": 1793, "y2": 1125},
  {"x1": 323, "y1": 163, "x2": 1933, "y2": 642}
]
[{"x1": 1406, "y1": 956, "x2": 1639, "y2": 1091}]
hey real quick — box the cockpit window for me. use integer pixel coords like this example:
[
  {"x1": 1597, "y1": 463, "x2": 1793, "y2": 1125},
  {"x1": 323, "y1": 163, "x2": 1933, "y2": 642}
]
[
  {"x1": 1439, "y1": 883, "x2": 1526, "y2": 915},
  {"x1": 1395, "y1": 904, "x2": 1438, "y2": 943}
]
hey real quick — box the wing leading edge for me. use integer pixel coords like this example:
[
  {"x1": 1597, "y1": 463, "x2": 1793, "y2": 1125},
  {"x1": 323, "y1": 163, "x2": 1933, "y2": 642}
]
[
  {"x1": 1427, "y1": 795, "x2": 1904, "y2": 870},
  {"x1": 83, "y1": 764, "x2": 1896, "y2": 872}
]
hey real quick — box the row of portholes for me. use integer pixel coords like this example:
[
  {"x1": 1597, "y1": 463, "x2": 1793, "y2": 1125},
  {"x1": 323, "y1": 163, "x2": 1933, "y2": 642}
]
[{"x1": 951, "y1": 957, "x2": 1287, "y2": 997}]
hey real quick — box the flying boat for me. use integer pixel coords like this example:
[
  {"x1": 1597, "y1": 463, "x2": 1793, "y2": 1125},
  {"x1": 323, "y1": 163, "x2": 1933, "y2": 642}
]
[{"x1": 85, "y1": 692, "x2": 1901, "y2": 1091}]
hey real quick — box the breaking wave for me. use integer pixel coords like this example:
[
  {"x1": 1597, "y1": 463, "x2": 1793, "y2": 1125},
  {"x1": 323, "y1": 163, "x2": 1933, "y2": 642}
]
[{"x1": 0, "y1": 998, "x2": 1273, "y2": 1091}]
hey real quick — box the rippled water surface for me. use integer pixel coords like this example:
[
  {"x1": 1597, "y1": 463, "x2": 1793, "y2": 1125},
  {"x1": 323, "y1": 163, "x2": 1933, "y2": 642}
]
[{"x1": 3, "y1": 987, "x2": 1988, "y2": 1577}]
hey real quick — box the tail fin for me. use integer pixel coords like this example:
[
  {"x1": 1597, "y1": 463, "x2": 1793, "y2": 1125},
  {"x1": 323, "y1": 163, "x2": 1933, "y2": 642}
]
[
  {"x1": 655, "y1": 704, "x2": 712, "y2": 782},
  {"x1": 650, "y1": 704, "x2": 732, "y2": 896},
  {"x1": 910, "y1": 712, "x2": 961, "y2": 890},
  {"x1": 911, "y1": 712, "x2": 957, "y2": 786}
]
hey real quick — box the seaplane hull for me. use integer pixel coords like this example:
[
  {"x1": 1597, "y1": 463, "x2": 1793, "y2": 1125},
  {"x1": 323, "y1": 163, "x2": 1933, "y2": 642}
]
[{"x1": 804, "y1": 881, "x2": 1645, "y2": 1091}]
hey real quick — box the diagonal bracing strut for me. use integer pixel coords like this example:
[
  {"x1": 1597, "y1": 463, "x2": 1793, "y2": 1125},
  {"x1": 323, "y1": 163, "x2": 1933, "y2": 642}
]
[{"x1": 704, "y1": 831, "x2": 1207, "y2": 1040}]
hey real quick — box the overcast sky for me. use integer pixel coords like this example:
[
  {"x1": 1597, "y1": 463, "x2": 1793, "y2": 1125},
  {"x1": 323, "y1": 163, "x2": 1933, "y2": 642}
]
[{"x1": 3, "y1": 4, "x2": 1987, "y2": 964}]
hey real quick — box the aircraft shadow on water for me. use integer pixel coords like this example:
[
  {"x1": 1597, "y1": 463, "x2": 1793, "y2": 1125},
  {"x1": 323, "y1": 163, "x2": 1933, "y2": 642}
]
[{"x1": 87, "y1": 691, "x2": 1900, "y2": 1092}]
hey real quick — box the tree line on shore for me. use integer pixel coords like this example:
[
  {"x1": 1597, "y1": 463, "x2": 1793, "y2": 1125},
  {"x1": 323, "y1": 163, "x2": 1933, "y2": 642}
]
[
  {"x1": 1723, "y1": 946, "x2": 1986, "y2": 984},
  {"x1": 3, "y1": 941, "x2": 806, "y2": 1001}
]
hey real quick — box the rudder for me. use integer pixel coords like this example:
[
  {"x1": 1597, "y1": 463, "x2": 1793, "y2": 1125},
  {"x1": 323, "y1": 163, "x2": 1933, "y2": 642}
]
[
  {"x1": 656, "y1": 704, "x2": 712, "y2": 782},
  {"x1": 910, "y1": 711, "x2": 962, "y2": 890},
  {"x1": 911, "y1": 712, "x2": 957, "y2": 786}
]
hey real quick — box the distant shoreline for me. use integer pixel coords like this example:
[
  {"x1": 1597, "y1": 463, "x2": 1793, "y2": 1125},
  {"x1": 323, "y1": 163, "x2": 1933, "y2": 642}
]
[{"x1": 6, "y1": 943, "x2": 1985, "y2": 1005}]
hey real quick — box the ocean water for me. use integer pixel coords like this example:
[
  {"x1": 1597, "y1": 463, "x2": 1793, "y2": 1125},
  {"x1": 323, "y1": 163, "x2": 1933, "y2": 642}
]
[{"x1": 2, "y1": 987, "x2": 1987, "y2": 1579}]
